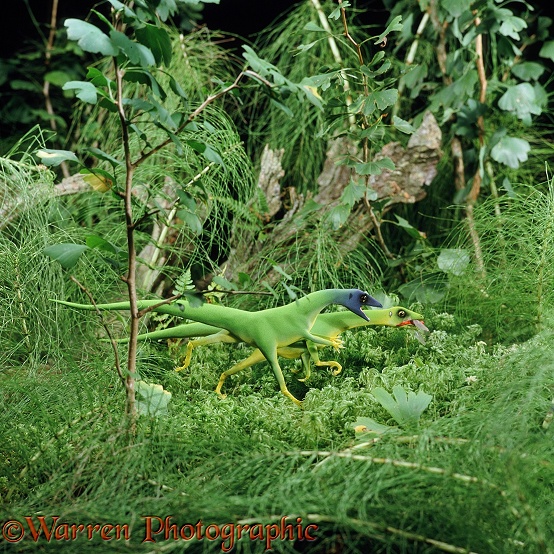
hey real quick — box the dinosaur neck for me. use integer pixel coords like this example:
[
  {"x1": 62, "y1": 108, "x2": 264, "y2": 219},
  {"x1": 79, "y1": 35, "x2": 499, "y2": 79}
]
[{"x1": 293, "y1": 289, "x2": 357, "y2": 319}]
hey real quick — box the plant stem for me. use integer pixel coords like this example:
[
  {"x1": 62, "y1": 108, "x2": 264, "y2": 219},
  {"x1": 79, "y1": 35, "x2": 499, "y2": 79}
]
[
  {"x1": 43, "y1": 0, "x2": 69, "y2": 178},
  {"x1": 309, "y1": 0, "x2": 355, "y2": 126},
  {"x1": 338, "y1": 2, "x2": 393, "y2": 258},
  {"x1": 134, "y1": 71, "x2": 254, "y2": 167},
  {"x1": 114, "y1": 54, "x2": 138, "y2": 425}
]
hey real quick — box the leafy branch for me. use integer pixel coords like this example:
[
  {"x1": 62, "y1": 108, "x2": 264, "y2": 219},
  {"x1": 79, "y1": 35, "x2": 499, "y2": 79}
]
[{"x1": 41, "y1": 0, "x2": 321, "y2": 425}]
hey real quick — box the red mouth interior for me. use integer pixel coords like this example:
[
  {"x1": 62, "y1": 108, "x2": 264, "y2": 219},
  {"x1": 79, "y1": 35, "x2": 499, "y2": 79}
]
[{"x1": 398, "y1": 320, "x2": 415, "y2": 327}]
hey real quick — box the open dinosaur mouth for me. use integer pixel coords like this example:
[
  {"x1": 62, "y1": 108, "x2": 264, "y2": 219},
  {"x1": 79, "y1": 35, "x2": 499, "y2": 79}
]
[
  {"x1": 397, "y1": 319, "x2": 416, "y2": 327},
  {"x1": 398, "y1": 319, "x2": 429, "y2": 332},
  {"x1": 358, "y1": 308, "x2": 370, "y2": 321}
]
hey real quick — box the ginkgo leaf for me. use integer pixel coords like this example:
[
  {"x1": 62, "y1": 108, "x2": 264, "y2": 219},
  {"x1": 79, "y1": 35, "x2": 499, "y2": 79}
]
[
  {"x1": 373, "y1": 385, "x2": 432, "y2": 428},
  {"x1": 63, "y1": 81, "x2": 98, "y2": 104},
  {"x1": 437, "y1": 248, "x2": 470, "y2": 276},
  {"x1": 65, "y1": 19, "x2": 119, "y2": 56},
  {"x1": 491, "y1": 136, "x2": 530, "y2": 169},
  {"x1": 498, "y1": 83, "x2": 542, "y2": 122},
  {"x1": 136, "y1": 381, "x2": 172, "y2": 417}
]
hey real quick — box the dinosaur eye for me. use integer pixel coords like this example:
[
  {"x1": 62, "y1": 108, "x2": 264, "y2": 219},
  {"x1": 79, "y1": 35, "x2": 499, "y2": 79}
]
[
  {"x1": 397, "y1": 309, "x2": 406, "y2": 318},
  {"x1": 360, "y1": 293, "x2": 368, "y2": 303}
]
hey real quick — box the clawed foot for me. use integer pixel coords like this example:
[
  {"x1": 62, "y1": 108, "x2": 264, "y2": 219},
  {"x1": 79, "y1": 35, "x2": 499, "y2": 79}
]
[
  {"x1": 330, "y1": 337, "x2": 344, "y2": 350},
  {"x1": 175, "y1": 343, "x2": 194, "y2": 372}
]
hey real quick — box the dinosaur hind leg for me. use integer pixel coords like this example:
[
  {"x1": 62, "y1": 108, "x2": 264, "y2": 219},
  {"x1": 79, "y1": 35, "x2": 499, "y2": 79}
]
[
  {"x1": 214, "y1": 349, "x2": 266, "y2": 398},
  {"x1": 262, "y1": 349, "x2": 303, "y2": 408},
  {"x1": 175, "y1": 330, "x2": 237, "y2": 372},
  {"x1": 298, "y1": 341, "x2": 342, "y2": 381}
]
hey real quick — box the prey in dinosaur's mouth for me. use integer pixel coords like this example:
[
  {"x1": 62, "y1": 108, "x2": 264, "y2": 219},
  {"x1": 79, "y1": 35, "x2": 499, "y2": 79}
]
[{"x1": 397, "y1": 319, "x2": 430, "y2": 332}]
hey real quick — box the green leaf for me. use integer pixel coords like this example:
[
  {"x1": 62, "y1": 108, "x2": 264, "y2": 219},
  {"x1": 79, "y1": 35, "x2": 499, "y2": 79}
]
[
  {"x1": 185, "y1": 139, "x2": 224, "y2": 165},
  {"x1": 441, "y1": 0, "x2": 472, "y2": 18},
  {"x1": 304, "y1": 21, "x2": 326, "y2": 32},
  {"x1": 109, "y1": 30, "x2": 155, "y2": 66},
  {"x1": 62, "y1": 81, "x2": 98, "y2": 104},
  {"x1": 65, "y1": 19, "x2": 119, "y2": 56},
  {"x1": 328, "y1": 5, "x2": 344, "y2": 20},
  {"x1": 501, "y1": 177, "x2": 516, "y2": 198},
  {"x1": 327, "y1": 203, "x2": 352, "y2": 230},
  {"x1": 135, "y1": 24, "x2": 172, "y2": 66},
  {"x1": 212, "y1": 275, "x2": 237, "y2": 291},
  {"x1": 341, "y1": 178, "x2": 366, "y2": 206},
  {"x1": 351, "y1": 416, "x2": 397, "y2": 439},
  {"x1": 44, "y1": 243, "x2": 89, "y2": 269},
  {"x1": 296, "y1": 41, "x2": 318, "y2": 54},
  {"x1": 85, "y1": 147, "x2": 124, "y2": 168},
  {"x1": 129, "y1": 124, "x2": 149, "y2": 144},
  {"x1": 363, "y1": 89, "x2": 398, "y2": 115},
  {"x1": 498, "y1": 83, "x2": 542, "y2": 122},
  {"x1": 374, "y1": 15, "x2": 403, "y2": 45},
  {"x1": 269, "y1": 262, "x2": 293, "y2": 281},
  {"x1": 136, "y1": 381, "x2": 172, "y2": 417},
  {"x1": 372, "y1": 385, "x2": 432, "y2": 428},
  {"x1": 106, "y1": 0, "x2": 136, "y2": 19},
  {"x1": 392, "y1": 115, "x2": 415, "y2": 134},
  {"x1": 177, "y1": 209, "x2": 202, "y2": 235},
  {"x1": 44, "y1": 70, "x2": 71, "y2": 86},
  {"x1": 491, "y1": 136, "x2": 530, "y2": 169},
  {"x1": 398, "y1": 279, "x2": 446, "y2": 304},
  {"x1": 354, "y1": 157, "x2": 395, "y2": 177},
  {"x1": 498, "y1": 14, "x2": 527, "y2": 40},
  {"x1": 86, "y1": 67, "x2": 111, "y2": 88},
  {"x1": 437, "y1": 248, "x2": 470, "y2": 276},
  {"x1": 10, "y1": 80, "x2": 40, "y2": 92},
  {"x1": 168, "y1": 75, "x2": 187, "y2": 100},
  {"x1": 376, "y1": 157, "x2": 395, "y2": 171},
  {"x1": 353, "y1": 162, "x2": 381, "y2": 176},
  {"x1": 124, "y1": 70, "x2": 167, "y2": 100},
  {"x1": 539, "y1": 40, "x2": 554, "y2": 62},
  {"x1": 511, "y1": 62, "x2": 546, "y2": 81},
  {"x1": 36, "y1": 148, "x2": 79, "y2": 166},
  {"x1": 394, "y1": 215, "x2": 422, "y2": 239},
  {"x1": 269, "y1": 98, "x2": 294, "y2": 118},
  {"x1": 85, "y1": 234, "x2": 118, "y2": 254},
  {"x1": 173, "y1": 269, "x2": 195, "y2": 296}
]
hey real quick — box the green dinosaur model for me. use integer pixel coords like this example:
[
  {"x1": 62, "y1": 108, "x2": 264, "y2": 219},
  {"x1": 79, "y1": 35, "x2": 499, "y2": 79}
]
[
  {"x1": 143, "y1": 306, "x2": 426, "y2": 398},
  {"x1": 53, "y1": 289, "x2": 382, "y2": 406},
  {"x1": 123, "y1": 306, "x2": 426, "y2": 383}
]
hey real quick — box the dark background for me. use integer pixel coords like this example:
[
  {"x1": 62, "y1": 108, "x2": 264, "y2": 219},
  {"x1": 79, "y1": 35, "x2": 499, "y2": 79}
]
[
  {"x1": 1, "y1": 1, "x2": 303, "y2": 56},
  {"x1": 1, "y1": 1, "x2": 388, "y2": 58}
]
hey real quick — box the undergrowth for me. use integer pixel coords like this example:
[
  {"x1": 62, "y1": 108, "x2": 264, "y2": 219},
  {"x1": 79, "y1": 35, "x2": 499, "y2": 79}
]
[{"x1": 1, "y1": 302, "x2": 552, "y2": 553}]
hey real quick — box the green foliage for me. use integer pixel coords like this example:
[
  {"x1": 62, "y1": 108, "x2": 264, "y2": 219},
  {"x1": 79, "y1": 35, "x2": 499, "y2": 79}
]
[
  {"x1": 371, "y1": 385, "x2": 433, "y2": 429},
  {"x1": 0, "y1": 146, "x2": 119, "y2": 367},
  {"x1": 135, "y1": 381, "x2": 172, "y2": 416},
  {"x1": 2, "y1": 303, "x2": 553, "y2": 552},
  {"x1": 248, "y1": 0, "x2": 393, "y2": 194},
  {"x1": 448, "y1": 178, "x2": 554, "y2": 342},
  {"x1": 2, "y1": 2, "x2": 554, "y2": 551}
]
